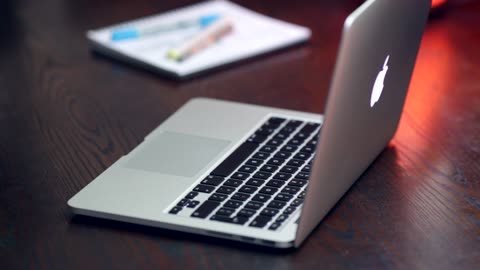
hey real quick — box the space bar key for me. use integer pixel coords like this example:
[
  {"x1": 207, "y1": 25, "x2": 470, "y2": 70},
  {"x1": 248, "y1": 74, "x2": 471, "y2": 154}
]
[{"x1": 211, "y1": 142, "x2": 258, "y2": 177}]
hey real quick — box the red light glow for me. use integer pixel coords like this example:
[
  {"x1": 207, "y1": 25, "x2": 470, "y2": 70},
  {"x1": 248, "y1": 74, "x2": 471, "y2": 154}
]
[{"x1": 432, "y1": 0, "x2": 447, "y2": 8}]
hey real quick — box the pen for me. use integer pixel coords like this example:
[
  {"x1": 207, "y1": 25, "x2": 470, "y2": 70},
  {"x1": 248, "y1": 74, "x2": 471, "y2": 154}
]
[
  {"x1": 111, "y1": 14, "x2": 220, "y2": 41},
  {"x1": 166, "y1": 17, "x2": 233, "y2": 62}
]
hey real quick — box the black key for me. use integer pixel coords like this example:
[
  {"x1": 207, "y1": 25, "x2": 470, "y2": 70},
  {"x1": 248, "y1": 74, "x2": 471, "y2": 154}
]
[
  {"x1": 297, "y1": 191, "x2": 306, "y2": 199},
  {"x1": 260, "y1": 121, "x2": 280, "y2": 129},
  {"x1": 211, "y1": 215, "x2": 248, "y2": 225},
  {"x1": 232, "y1": 192, "x2": 250, "y2": 201},
  {"x1": 260, "y1": 208, "x2": 279, "y2": 217},
  {"x1": 280, "y1": 166, "x2": 298, "y2": 174},
  {"x1": 285, "y1": 120, "x2": 303, "y2": 127},
  {"x1": 280, "y1": 126, "x2": 297, "y2": 134},
  {"x1": 268, "y1": 200, "x2": 287, "y2": 209},
  {"x1": 266, "y1": 179, "x2": 285, "y2": 188},
  {"x1": 287, "y1": 138, "x2": 303, "y2": 146},
  {"x1": 301, "y1": 165, "x2": 311, "y2": 172},
  {"x1": 262, "y1": 121, "x2": 280, "y2": 129},
  {"x1": 295, "y1": 172, "x2": 310, "y2": 180},
  {"x1": 269, "y1": 117, "x2": 286, "y2": 124},
  {"x1": 253, "y1": 152, "x2": 270, "y2": 160},
  {"x1": 211, "y1": 142, "x2": 258, "y2": 177},
  {"x1": 177, "y1": 199, "x2": 190, "y2": 207},
  {"x1": 201, "y1": 175, "x2": 225, "y2": 186},
  {"x1": 247, "y1": 134, "x2": 268, "y2": 144},
  {"x1": 224, "y1": 179, "x2": 242, "y2": 187},
  {"x1": 290, "y1": 199, "x2": 304, "y2": 207},
  {"x1": 252, "y1": 194, "x2": 271, "y2": 202},
  {"x1": 275, "y1": 193, "x2": 293, "y2": 202},
  {"x1": 307, "y1": 138, "x2": 318, "y2": 147},
  {"x1": 267, "y1": 158, "x2": 285, "y2": 166},
  {"x1": 289, "y1": 179, "x2": 307, "y2": 187},
  {"x1": 281, "y1": 145, "x2": 298, "y2": 153},
  {"x1": 301, "y1": 123, "x2": 320, "y2": 134},
  {"x1": 209, "y1": 193, "x2": 228, "y2": 202},
  {"x1": 273, "y1": 173, "x2": 292, "y2": 181},
  {"x1": 249, "y1": 215, "x2": 272, "y2": 228},
  {"x1": 266, "y1": 139, "x2": 283, "y2": 147},
  {"x1": 237, "y1": 209, "x2": 256, "y2": 217},
  {"x1": 260, "y1": 145, "x2": 277, "y2": 153},
  {"x1": 216, "y1": 207, "x2": 235, "y2": 216},
  {"x1": 185, "y1": 191, "x2": 199, "y2": 199},
  {"x1": 274, "y1": 133, "x2": 289, "y2": 140},
  {"x1": 238, "y1": 165, "x2": 256, "y2": 174},
  {"x1": 300, "y1": 145, "x2": 315, "y2": 154},
  {"x1": 274, "y1": 151, "x2": 291, "y2": 159},
  {"x1": 287, "y1": 159, "x2": 304, "y2": 167},
  {"x1": 246, "y1": 178, "x2": 265, "y2": 186},
  {"x1": 217, "y1": 186, "x2": 235, "y2": 194},
  {"x1": 225, "y1": 200, "x2": 243, "y2": 209},
  {"x1": 260, "y1": 165, "x2": 278, "y2": 173},
  {"x1": 282, "y1": 186, "x2": 300, "y2": 195},
  {"x1": 239, "y1": 185, "x2": 257, "y2": 194},
  {"x1": 193, "y1": 184, "x2": 215, "y2": 193},
  {"x1": 260, "y1": 122, "x2": 279, "y2": 130},
  {"x1": 169, "y1": 206, "x2": 182, "y2": 214},
  {"x1": 259, "y1": 187, "x2": 278, "y2": 195},
  {"x1": 253, "y1": 171, "x2": 271, "y2": 180},
  {"x1": 245, "y1": 201, "x2": 263, "y2": 210},
  {"x1": 283, "y1": 206, "x2": 296, "y2": 215},
  {"x1": 256, "y1": 127, "x2": 276, "y2": 136},
  {"x1": 293, "y1": 152, "x2": 311, "y2": 161},
  {"x1": 187, "y1": 200, "x2": 200, "y2": 208},
  {"x1": 276, "y1": 215, "x2": 289, "y2": 223},
  {"x1": 191, "y1": 201, "x2": 220, "y2": 218},
  {"x1": 269, "y1": 222, "x2": 282, "y2": 231},
  {"x1": 231, "y1": 172, "x2": 250, "y2": 180},
  {"x1": 246, "y1": 158, "x2": 263, "y2": 166},
  {"x1": 294, "y1": 132, "x2": 309, "y2": 141}
]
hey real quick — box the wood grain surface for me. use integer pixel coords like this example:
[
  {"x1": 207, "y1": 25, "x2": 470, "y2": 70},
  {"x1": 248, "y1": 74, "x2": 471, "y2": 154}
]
[{"x1": 1, "y1": 0, "x2": 479, "y2": 269}]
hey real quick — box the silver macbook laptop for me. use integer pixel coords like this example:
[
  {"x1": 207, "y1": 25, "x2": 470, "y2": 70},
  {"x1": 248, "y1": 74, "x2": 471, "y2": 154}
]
[{"x1": 68, "y1": 0, "x2": 430, "y2": 248}]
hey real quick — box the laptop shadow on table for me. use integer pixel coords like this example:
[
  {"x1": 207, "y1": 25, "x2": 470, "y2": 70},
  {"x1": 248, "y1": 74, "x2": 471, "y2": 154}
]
[{"x1": 68, "y1": 214, "x2": 295, "y2": 254}]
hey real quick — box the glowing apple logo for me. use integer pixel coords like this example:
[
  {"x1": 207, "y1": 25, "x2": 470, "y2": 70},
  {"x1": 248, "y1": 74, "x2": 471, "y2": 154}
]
[{"x1": 370, "y1": 55, "x2": 390, "y2": 108}]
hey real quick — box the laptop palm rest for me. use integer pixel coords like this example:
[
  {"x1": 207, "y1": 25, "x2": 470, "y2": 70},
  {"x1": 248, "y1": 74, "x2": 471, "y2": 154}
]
[{"x1": 125, "y1": 131, "x2": 230, "y2": 178}]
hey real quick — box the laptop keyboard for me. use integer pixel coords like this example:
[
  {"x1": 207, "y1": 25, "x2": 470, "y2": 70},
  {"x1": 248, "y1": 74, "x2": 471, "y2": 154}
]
[{"x1": 168, "y1": 117, "x2": 321, "y2": 231}]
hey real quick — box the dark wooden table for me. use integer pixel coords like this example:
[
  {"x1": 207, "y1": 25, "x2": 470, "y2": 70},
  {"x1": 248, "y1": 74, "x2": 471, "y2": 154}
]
[{"x1": 1, "y1": 0, "x2": 479, "y2": 269}]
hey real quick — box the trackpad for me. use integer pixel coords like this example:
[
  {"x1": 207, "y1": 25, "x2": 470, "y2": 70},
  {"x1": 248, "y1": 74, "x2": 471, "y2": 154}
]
[{"x1": 125, "y1": 132, "x2": 230, "y2": 177}]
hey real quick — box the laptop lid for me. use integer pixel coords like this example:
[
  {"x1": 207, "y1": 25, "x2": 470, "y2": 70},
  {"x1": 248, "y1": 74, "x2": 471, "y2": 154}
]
[{"x1": 295, "y1": 0, "x2": 431, "y2": 247}]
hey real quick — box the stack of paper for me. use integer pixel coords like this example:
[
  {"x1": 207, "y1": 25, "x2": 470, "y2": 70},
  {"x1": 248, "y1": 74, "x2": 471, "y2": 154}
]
[{"x1": 87, "y1": 0, "x2": 311, "y2": 79}]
